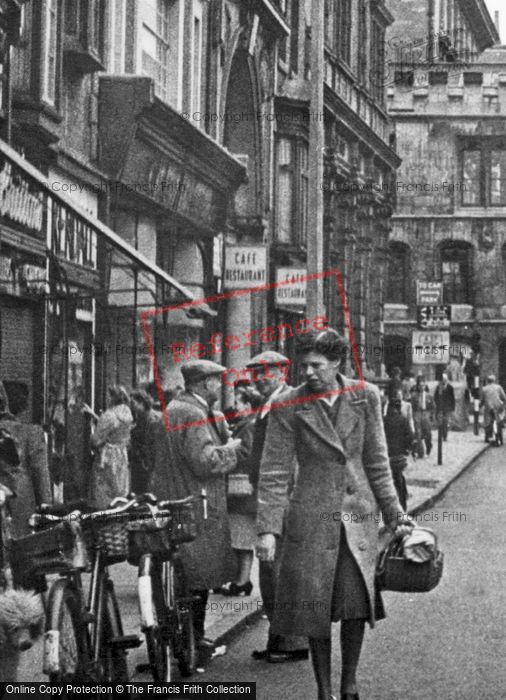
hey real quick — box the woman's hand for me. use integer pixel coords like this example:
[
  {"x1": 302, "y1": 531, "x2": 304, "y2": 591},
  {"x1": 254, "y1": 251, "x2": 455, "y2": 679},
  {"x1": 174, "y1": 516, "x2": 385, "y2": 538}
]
[
  {"x1": 394, "y1": 513, "x2": 415, "y2": 537},
  {"x1": 256, "y1": 533, "x2": 276, "y2": 562}
]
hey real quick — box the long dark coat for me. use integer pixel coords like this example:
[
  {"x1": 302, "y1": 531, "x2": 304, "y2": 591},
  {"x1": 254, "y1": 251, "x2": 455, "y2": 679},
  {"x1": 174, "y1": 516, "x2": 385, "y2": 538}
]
[
  {"x1": 256, "y1": 376, "x2": 404, "y2": 639},
  {"x1": 148, "y1": 393, "x2": 237, "y2": 590},
  {"x1": 0, "y1": 414, "x2": 52, "y2": 537}
]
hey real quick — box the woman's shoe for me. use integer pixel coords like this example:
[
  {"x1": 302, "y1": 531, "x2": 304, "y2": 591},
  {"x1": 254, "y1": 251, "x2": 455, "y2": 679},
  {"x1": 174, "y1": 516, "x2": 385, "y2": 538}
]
[{"x1": 220, "y1": 581, "x2": 253, "y2": 596}]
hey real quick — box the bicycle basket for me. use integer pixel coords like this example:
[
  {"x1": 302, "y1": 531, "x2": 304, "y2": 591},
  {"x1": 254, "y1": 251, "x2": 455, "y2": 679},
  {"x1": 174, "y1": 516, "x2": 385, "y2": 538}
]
[
  {"x1": 82, "y1": 516, "x2": 129, "y2": 565},
  {"x1": 127, "y1": 503, "x2": 197, "y2": 565},
  {"x1": 9, "y1": 520, "x2": 89, "y2": 585}
]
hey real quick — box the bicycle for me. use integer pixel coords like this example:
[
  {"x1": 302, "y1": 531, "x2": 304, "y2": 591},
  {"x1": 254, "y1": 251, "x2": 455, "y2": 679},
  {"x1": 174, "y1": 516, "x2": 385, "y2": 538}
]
[
  {"x1": 129, "y1": 493, "x2": 205, "y2": 683},
  {"x1": 26, "y1": 497, "x2": 143, "y2": 683}
]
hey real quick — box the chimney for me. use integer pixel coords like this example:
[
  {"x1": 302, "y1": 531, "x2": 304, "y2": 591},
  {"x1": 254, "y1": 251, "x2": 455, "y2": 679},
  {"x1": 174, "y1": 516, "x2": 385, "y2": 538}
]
[{"x1": 494, "y1": 11, "x2": 500, "y2": 38}]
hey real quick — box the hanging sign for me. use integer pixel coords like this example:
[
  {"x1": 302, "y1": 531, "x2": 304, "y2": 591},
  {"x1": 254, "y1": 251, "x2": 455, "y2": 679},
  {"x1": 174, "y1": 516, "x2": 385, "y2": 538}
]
[
  {"x1": 223, "y1": 245, "x2": 267, "y2": 289},
  {"x1": 275, "y1": 268, "x2": 307, "y2": 307},
  {"x1": 412, "y1": 330, "x2": 450, "y2": 364}
]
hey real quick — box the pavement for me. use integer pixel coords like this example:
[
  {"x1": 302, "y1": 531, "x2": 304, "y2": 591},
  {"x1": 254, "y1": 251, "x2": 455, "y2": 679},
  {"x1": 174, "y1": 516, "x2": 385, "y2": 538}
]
[
  {"x1": 195, "y1": 438, "x2": 506, "y2": 699},
  {"x1": 202, "y1": 426, "x2": 490, "y2": 647},
  {"x1": 16, "y1": 426, "x2": 489, "y2": 682}
]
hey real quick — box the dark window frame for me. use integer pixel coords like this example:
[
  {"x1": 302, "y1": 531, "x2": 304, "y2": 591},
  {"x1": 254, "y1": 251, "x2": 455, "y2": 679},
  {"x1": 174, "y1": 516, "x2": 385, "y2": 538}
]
[
  {"x1": 386, "y1": 242, "x2": 410, "y2": 304},
  {"x1": 274, "y1": 135, "x2": 309, "y2": 246},
  {"x1": 439, "y1": 242, "x2": 473, "y2": 305}
]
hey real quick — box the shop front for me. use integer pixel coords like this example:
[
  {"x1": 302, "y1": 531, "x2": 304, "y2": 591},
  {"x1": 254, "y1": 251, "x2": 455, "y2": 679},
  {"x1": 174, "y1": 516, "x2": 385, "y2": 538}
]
[{"x1": 0, "y1": 139, "x2": 209, "y2": 501}]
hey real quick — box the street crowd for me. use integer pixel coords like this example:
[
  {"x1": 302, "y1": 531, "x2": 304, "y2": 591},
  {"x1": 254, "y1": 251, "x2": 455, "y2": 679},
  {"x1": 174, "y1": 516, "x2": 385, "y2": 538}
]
[{"x1": 1, "y1": 328, "x2": 505, "y2": 698}]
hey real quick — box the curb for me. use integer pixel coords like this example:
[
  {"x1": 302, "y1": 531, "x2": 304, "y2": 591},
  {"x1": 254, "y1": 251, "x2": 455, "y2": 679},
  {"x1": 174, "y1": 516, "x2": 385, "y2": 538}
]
[
  {"x1": 212, "y1": 440, "x2": 490, "y2": 648},
  {"x1": 408, "y1": 442, "x2": 489, "y2": 517}
]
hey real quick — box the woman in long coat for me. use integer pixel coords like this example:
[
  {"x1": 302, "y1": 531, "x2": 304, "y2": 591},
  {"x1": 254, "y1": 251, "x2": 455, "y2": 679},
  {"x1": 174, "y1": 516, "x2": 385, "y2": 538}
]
[{"x1": 256, "y1": 330, "x2": 413, "y2": 700}]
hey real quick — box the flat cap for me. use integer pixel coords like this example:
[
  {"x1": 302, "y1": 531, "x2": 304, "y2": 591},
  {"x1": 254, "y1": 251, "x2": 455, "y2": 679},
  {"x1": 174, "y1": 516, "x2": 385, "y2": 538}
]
[
  {"x1": 245, "y1": 350, "x2": 290, "y2": 368},
  {"x1": 180, "y1": 359, "x2": 226, "y2": 384}
]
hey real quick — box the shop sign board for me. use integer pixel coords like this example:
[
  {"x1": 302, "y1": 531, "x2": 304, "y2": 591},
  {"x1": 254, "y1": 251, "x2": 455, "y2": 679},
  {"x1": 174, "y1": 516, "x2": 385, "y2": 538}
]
[
  {"x1": 275, "y1": 268, "x2": 307, "y2": 307},
  {"x1": 416, "y1": 281, "x2": 443, "y2": 305},
  {"x1": 223, "y1": 245, "x2": 267, "y2": 289},
  {"x1": 412, "y1": 330, "x2": 450, "y2": 364}
]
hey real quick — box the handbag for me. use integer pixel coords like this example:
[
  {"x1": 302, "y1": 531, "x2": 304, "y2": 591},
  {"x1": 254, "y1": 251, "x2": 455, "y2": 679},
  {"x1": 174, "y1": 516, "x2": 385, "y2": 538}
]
[{"x1": 375, "y1": 527, "x2": 444, "y2": 593}]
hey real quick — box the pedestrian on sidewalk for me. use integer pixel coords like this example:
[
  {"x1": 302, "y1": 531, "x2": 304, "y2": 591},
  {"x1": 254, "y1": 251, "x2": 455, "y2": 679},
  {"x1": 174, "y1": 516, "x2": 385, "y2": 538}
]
[
  {"x1": 129, "y1": 390, "x2": 162, "y2": 494},
  {"x1": 410, "y1": 374, "x2": 434, "y2": 457},
  {"x1": 434, "y1": 373, "x2": 455, "y2": 442},
  {"x1": 256, "y1": 329, "x2": 413, "y2": 700},
  {"x1": 148, "y1": 360, "x2": 241, "y2": 670},
  {"x1": 221, "y1": 381, "x2": 263, "y2": 597},
  {"x1": 246, "y1": 351, "x2": 308, "y2": 664},
  {"x1": 401, "y1": 370, "x2": 415, "y2": 402},
  {"x1": 86, "y1": 385, "x2": 133, "y2": 510},
  {"x1": 383, "y1": 396, "x2": 415, "y2": 509},
  {"x1": 480, "y1": 375, "x2": 506, "y2": 443}
]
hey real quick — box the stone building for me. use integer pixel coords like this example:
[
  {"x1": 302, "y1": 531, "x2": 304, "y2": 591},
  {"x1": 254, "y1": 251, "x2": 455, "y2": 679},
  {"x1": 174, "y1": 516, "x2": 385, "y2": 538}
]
[{"x1": 385, "y1": 0, "x2": 504, "y2": 383}]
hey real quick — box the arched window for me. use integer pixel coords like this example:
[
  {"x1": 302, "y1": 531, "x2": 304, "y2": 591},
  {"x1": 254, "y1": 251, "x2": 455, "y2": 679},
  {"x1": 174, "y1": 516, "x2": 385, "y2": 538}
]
[
  {"x1": 439, "y1": 242, "x2": 473, "y2": 304},
  {"x1": 386, "y1": 242, "x2": 409, "y2": 303}
]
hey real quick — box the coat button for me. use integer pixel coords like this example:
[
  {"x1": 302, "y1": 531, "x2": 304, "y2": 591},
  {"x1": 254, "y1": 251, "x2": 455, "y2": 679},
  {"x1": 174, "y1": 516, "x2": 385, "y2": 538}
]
[
  {"x1": 346, "y1": 485, "x2": 355, "y2": 495},
  {"x1": 358, "y1": 541, "x2": 367, "y2": 551}
]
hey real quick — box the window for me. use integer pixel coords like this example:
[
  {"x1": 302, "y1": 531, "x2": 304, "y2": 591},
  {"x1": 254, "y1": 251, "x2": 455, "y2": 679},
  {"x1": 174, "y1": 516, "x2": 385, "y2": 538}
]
[
  {"x1": 440, "y1": 243, "x2": 472, "y2": 304},
  {"x1": 141, "y1": 0, "x2": 171, "y2": 103},
  {"x1": 386, "y1": 243, "x2": 409, "y2": 303},
  {"x1": 461, "y1": 141, "x2": 506, "y2": 207},
  {"x1": 191, "y1": 6, "x2": 202, "y2": 114},
  {"x1": 275, "y1": 137, "x2": 309, "y2": 245},
  {"x1": 370, "y1": 19, "x2": 386, "y2": 104},
  {"x1": 43, "y1": 0, "x2": 58, "y2": 104},
  {"x1": 336, "y1": 0, "x2": 352, "y2": 65},
  {"x1": 290, "y1": 0, "x2": 299, "y2": 74},
  {"x1": 358, "y1": 0, "x2": 367, "y2": 85},
  {"x1": 324, "y1": 0, "x2": 351, "y2": 64},
  {"x1": 64, "y1": 0, "x2": 106, "y2": 72},
  {"x1": 490, "y1": 151, "x2": 506, "y2": 206}
]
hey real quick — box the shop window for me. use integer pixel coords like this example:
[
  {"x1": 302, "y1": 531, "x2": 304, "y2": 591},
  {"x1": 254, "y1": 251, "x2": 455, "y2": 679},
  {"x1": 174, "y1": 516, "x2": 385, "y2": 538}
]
[
  {"x1": 461, "y1": 140, "x2": 506, "y2": 207},
  {"x1": 440, "y1": 242, "x2": 472, "y2": 304},
  {"x1": 386, "y1": 242, "x2": 409, "y2": 304},
  {"x1": 275, "y1": 137, "x2": 308, "y2": 246},
  {"x1": 63, "y1": 0, "x2": 106, "y2": 73}
]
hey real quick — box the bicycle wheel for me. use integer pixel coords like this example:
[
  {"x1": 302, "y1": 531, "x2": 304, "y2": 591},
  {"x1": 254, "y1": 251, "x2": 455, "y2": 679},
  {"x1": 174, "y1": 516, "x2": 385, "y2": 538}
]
[
  {"x1": 98, "y1": 579, "x2": 129, "y2": 682},
  {"x1": 45, "y1": 579, "x2": 89, "y2": 682},
  {"x1": 172, "y1": 558, "x2": 196, "y2": 677},
  {"x1": 140, "y1": 556, "x2": 172, "y2": 682}
]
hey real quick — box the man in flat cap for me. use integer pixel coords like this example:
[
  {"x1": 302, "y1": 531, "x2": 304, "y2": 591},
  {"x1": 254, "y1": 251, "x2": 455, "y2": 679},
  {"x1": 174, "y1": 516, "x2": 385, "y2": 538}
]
[
  {"x1": 149, "y1": 359, "x2": 241, "y2": 669},
  {"x1": 481, "y1": 373, "x2": 506, "y2": 442},
  {"x1": 246, "y1": 350, "x2": 308, "y2": 663}
]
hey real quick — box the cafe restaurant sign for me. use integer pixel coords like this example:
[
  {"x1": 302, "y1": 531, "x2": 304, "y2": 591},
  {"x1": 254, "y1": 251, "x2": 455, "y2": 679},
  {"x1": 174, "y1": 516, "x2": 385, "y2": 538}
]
[
  {"x1": 275, "y1": 268, "x2": 307, "y2": 307},
  {"x1": 224, "y1": 245, "x2": 267, "y2": 289}
]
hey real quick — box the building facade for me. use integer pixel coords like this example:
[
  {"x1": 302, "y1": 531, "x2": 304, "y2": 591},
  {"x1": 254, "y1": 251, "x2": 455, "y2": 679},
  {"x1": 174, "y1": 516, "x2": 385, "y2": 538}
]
[{"x1": 385, "y1": 0, "x2": 503, "y2": 383}]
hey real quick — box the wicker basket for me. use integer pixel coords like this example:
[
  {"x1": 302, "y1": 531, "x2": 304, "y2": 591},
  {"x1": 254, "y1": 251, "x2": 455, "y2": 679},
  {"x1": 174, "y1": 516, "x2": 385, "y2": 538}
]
[
  {"x1": 376, "y1": 531, "x2": 444, "y2": 593},
  {"x1": 9, "y1": 521, "x2": 88, "y2": 585},
  {"x1": 127, "y1": 504, "x2": 198, "y2": 565},
  {"x1": 82, "y1": 517, "x2": 129, "y2": 565}
]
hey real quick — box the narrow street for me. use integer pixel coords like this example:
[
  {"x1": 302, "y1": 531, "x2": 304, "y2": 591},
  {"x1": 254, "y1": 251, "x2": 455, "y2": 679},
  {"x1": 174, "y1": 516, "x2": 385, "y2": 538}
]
[{"x1": 192, "y1": 445, "x2": 506, "y2": 700}]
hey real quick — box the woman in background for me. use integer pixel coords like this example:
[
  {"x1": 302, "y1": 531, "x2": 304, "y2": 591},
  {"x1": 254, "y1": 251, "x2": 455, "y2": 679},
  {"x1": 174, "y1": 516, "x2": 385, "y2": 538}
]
[
  {"x1": 221, "y1": 382, "x2": 262, "y2": 596},
  {"x1": 86, "y1": 385, "x2": 133, "y2": 509}
]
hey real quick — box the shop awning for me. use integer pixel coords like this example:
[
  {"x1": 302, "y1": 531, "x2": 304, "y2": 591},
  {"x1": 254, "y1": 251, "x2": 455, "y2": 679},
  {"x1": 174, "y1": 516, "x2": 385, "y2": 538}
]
[{"x1": 0, "y1": 140, "x2": 216, "y2": 318}]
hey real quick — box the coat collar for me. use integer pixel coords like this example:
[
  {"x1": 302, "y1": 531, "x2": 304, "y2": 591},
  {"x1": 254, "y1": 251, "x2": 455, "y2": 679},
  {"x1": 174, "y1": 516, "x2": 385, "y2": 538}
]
[{"x1": 294, "y1": 375, "x2": 363, "y2": 454}]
